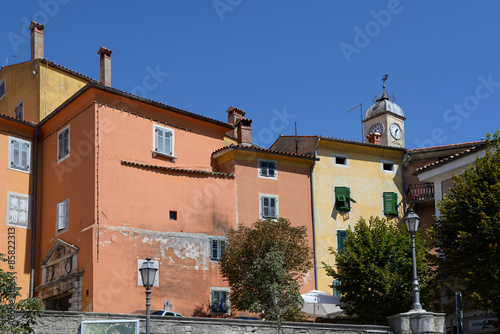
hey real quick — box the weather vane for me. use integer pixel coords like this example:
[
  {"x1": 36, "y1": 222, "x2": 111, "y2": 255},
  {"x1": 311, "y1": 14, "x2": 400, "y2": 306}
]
[{"x1": 381, "y1": 74, "x2": 388, "y2": 89}]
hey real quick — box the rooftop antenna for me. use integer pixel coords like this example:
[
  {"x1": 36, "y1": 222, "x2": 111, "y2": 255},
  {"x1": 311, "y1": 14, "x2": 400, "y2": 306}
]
[{"x1": 346, "y1": 103, "x2": 363, "y2": 142}]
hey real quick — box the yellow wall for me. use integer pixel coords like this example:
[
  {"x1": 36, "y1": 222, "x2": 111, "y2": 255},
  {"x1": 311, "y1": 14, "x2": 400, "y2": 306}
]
[
  {"x1": 313, "y1": 140, "x2": 404, "y2": 292},
  {"x1": 0, "y1": 62, "x2": 40, "y2": 123},
  {"x1": 39, "y1": 64, "x2": 88, "y2": 120}
]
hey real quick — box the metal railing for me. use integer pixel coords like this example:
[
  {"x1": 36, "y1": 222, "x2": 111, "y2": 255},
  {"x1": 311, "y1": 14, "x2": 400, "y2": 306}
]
[{"x1": 406, "y1": 182, "x2": 434, "y2": 202}]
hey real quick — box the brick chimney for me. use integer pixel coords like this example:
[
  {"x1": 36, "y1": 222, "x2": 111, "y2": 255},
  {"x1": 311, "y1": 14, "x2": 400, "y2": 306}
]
[
  {"x1": 236, "y1": 118, "x2": 252, "y2": 146},
  {"x1": 98, "y1": 47, "x2": 112, "y2": 86},
  {"x1": 226, "y1": 106, "x2": 246, "y2": 138},
  {"x1": 366, "y1": 130, "x2": 382, "y2": 145},
  {"x1": 29, "y1": 21, "x2": 45, "y2": 60}
]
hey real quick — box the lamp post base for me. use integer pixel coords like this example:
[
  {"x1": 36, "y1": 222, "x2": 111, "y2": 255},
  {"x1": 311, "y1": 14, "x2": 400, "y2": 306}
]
[{"x1": 387, "y1": 310, "x2": 445, "y2": 334}]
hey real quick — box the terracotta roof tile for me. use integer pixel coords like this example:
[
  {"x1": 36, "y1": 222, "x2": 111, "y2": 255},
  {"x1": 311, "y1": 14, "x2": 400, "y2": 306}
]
[
  {"x1": 415, "y1": 143, "x2": 487, "y2": 174},
  {"x1": 212, "y1": 144, "x2": 316, "y2": 160},
  {"x1": 409, "y1": 141, "x2": 484, "y2": 152},
  {"x1": 121, "y1": 160, "x2": 235, "y2": 178}
]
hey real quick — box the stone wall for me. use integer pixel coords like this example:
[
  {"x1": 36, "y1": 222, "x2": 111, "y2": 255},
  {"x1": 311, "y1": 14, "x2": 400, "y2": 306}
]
[{"x1": 31, "y1": 311, "x2": 391, "y2": 334}]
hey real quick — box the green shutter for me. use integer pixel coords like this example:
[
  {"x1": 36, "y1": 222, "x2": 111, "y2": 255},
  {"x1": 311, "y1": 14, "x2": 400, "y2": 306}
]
[
  {"x1": 335, "y1": 187, "x2": 355, "y2": 211},
  {"x1": 383, "y1": 192, "x2": 398, "y2": 215},
  {"x1": 337, "y1": 230, "x2": 347, "y2": 252}
]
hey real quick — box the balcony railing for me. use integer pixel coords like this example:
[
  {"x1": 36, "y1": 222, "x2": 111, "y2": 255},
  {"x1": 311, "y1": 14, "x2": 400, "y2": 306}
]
[{"x1": 406, "y1": 182, "x2": 434, "y2": 202}]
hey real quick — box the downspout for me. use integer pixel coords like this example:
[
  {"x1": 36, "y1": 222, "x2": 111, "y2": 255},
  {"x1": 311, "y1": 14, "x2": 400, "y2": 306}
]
[
  {"x1": 310, "y1": 137, "x2": 321, "y2": 290},
  {"x1": 30, "y1": 126, "x2": 39, "y2": 298},
  {"x1": 402, "y1": 151, "x2": 411, "y2": 212}
]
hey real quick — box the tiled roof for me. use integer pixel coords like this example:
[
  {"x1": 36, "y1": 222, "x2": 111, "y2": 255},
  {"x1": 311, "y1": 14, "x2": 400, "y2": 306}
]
[
  {"x1": 0, "y1": 113, "x2": 36, "y2": 126},
  {"x1": 212, "y1": 144, "x2": 317, "y2": 160},
  {"x1": 273, "y1": 135, "x2": 407, "y2": 152},
  {"x1": 121, "y1": 160, "x2": 235, "y2": 178},
  {"x1": 415, "y1": 143, "x2": 487, "y2": 174},
  {"x1": 40, "y1": 59, "x2": 99, "y2": 84},
  {"x1": 409, "y1": 141, "x2": 484, "y2": 153}
]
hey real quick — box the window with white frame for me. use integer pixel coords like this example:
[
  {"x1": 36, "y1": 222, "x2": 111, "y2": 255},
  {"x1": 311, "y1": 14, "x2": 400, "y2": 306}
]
[
  {"x1": 0, "y1": 78, "x2": 5, "y2": 100},
  {"x1": 337, "y1": 230, "x2": 347, "y2": 252},
  {"x1": 258, "y1": 159, "x2": 277, "y2": 179},
  {"x1": 7, "y1": 192, "x2": 29, "y2": 228},
  {"x1": 259, "y1": 194, "x2": 278, "y2": 219},
  {"x1": 137, "y1": 259, "x2": 159, "y2": 286},
  {"x1": 14, "y1": 100, "x2": 24, "y2": 120},
  {"x1": 333, "y1": 280, "x2": 342, "y2": 297},
  {"x1": 382, "y1": 160, "x2": 395, "y2": 173},
  {"x1": 153, "y1": 124, "x2": 174, "y2": 157},
  {"x1": 8, "y1": 136, "x2": 31, "y2": 173},
  {"x1": 56, "y1": 199, "x2": 69, "y2": 232},
  {"x1": 210, "y1": 238, "x2": 226, "y2": 261},
  {"x1": 57, "y1": 125, "x2": 70, "y2": 162},
  {"x1": 210, "y1": 288, "x2": 230, "y2": 314},
  {"x1": 333, "y1": 154, "x2": 349, "y2": 167}
]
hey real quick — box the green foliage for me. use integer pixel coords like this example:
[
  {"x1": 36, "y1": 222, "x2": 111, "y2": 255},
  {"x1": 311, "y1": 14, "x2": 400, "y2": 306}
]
[
  {"x1": 323, "y1": 217, "x2": 436, "y2": 325},
  {"x1": 0, "y1": 253, "x2": 43, "y2": 334},
  {"x1": 432, "y1": 130, "x2": 500, "y2": 323},
  {"x1": 219, "y1": 218, "x2": 312, "y2": 325}
]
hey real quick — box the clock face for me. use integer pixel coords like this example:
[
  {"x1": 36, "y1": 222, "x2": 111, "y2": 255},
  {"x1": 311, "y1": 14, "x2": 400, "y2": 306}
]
[
  {"x1": 369, "y1": 124, "x2": 383, "y2": 134},
  {"x1": 390, "y1": 123, "x2": 402, "y2": 140}
]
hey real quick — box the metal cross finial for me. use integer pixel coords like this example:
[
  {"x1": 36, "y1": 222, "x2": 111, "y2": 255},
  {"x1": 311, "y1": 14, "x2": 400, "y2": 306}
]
[{"x1": 381, "y1": 74, "x2": 389, "y2": 89}]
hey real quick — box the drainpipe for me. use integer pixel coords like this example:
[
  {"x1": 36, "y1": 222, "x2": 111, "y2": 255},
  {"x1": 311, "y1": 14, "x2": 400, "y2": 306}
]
[
  {"x1": 310, "y1": 137, "x2": 321, "y2": 290},
  {"x1": 30, "y1": 126, "x2": 39, "y2": 298},
  {"x1": 402, "y1": 151, "x2": 411, "y2": 211}
]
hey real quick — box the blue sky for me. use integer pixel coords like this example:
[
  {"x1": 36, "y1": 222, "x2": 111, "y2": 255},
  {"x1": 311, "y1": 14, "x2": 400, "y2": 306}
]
[{"x1": 1, "y1": 1, "x2": 499, "y2": 149}]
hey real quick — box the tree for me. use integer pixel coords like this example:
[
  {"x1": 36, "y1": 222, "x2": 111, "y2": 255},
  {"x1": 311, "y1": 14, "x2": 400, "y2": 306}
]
[
  {"x1": 323, "y1": 217, "x2": 436, "y2": 325},
  {"x1": 431, "y1": 131, "x2": 500, "y2": 325},
  {"x1": 219, "y1": 218, "x2": 312, "y2": 327},
  {"x1": 0, "y1": 253, "x2": 43, "y2": 334}
]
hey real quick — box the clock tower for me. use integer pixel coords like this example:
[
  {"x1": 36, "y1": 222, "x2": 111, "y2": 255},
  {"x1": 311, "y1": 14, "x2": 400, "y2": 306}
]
[{"x1": 363, "y1": 76, "x2": 406, "y2": 147}]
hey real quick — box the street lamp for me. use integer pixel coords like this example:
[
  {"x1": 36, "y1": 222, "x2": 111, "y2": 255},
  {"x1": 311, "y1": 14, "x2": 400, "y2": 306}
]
[
  {"x1": 404, "y1": 209, "x2": 423, "y2": 311},
  {"x1": 139, "y1": 257, "x2": 158, "y2": 334}
]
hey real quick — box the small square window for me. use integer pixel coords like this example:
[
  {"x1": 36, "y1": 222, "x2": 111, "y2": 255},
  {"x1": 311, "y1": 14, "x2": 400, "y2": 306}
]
[
  {"x1": 7, "y1": 192, "x2": 30, "y2": 229},
  {"x1": 334, "y1": 187, "x2": 356, "y2": 211},
  {"x1": 14, "y1": 100, "x2": 24, "y2": 121},
  {"x1": 154, "y1": 124, "x2": 174, "y2": 157},
  {"x1": 8, "y1": 136, "x2": 31, "y2": 173},
  {"x1": 333, "y1": 154, "x2": 349, "y2": 167},
  {"x1": 382, "y1": 161, "x2": 395, "y2": 172},
  {"x1": 57, "y1": 199, "x2": 69, "y2": 232},
  {"x1": 169, "y1": 211, "x2": 177, "y2": 220},
  {"x1": 0, "y1": 78, "x2": 5, "y2": 100},
  {"x1": 258, "y1": 159, "x2": 277, "y2": 179},
  {"x1": 210, "y1": 239, "x2": 226, "y2": 261},
  {"x1": 260, "y1": 194, "x2": 278, "y2": 219},
  {"x1": 57, "y1": 125, "x2": 70, "y2": 163},
  {"x1": 383, "y1": 192, "x2": 398, "y2": 215}
]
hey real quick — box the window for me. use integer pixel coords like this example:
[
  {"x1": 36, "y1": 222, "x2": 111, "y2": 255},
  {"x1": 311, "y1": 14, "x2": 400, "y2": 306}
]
[
  {"x1": 57, "y1": 125, "x2": 70, "y2": 162},
  {"x1": 14, "y1": 100, "x2": 23, "y2": 120},
  {"x1": 258, "y1": 159, "x2": 277, "y2": 179},
  {"x1": 8, "y1": 136, "x2": 31, "y2": 173},
  {"x1": 211, "y1": 289, "x2": 230, "y2": 314},
  {"x1": 154, "y1": 124, "x2": 174, "y2": 157},
  {"x1": 333, "y1": 154, "x2": 349, "y2": 167},
  {"x1": 137, "y1": 259, "x2": 159, "y2": 286},
  {"x1": 169, "y1": 211, "x2": 177, "y2": 220},
  {"x1": 337, "y1": 230, "x2": 347, "y2": 252},
  {"x1": 0, "y1": 78, "x2": 5, "y2": 100},
  {"x1": 382, "y1": 161, "x2": 395, "y2": 172},
  {"x1": 260, "y1": 194, "x2": 278, "y2": 219},
  {"x1": 210, "y1": 239, "x2": 226, "y2": 261},
  {"x1": 334, "y1": 187, "x2": 356, "y2": 211},
  {"x1": 57, "y1": 199, "x2": 69, "y2": 232},
  {"x1": 333, "y1": 280, "x2": 342, "y2": 297},
  {"x1": 7, "y1": 192, "x2": 29, "y2": 228},
  {"x1": 383, "y1": 192, "x2": 398, "y2": 215}
]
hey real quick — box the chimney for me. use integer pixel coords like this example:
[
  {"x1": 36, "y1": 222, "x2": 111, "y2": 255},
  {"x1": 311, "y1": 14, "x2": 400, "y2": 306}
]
[
  {"x1": 98, "y1": 47, "x2": 112, "y2": 86},
  {"x1": 226, "y1": 106, "x2": 246, "y2": 138},
  {"x1": 236, "y1": 118, "x2": 252, "y2": 146},
  {"x1": 29, "y1": 21, "x2": 45, "y2": 60},
  {"x1": 366, "y1": 131, "x2": 382, "y2": 145}
]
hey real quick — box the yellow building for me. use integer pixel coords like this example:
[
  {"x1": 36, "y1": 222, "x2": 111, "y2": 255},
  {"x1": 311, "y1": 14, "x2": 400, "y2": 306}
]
[{"x1": 271, "y1": 85, "x2": 407, "y2": 293}]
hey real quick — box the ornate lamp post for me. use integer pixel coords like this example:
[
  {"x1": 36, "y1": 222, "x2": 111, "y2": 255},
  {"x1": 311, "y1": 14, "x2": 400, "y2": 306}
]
[
  {"x1": 404, "y1": 209, "x2": 423, "y2": 310},
  {"x1": 139, "y1": 257, "x2": 158, "y2": 334}
]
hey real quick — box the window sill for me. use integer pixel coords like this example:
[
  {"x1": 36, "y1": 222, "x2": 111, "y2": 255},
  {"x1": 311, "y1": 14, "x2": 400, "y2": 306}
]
[{"x1": 152, "y1": 151, "x2": 178, "y2": 161}]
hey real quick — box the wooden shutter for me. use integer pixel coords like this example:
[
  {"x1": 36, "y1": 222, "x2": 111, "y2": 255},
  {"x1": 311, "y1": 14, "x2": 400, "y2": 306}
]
[
  {"x1": 211, "y1": 239, "x2": 218, "y2": 260},
  {"x1": 21, "y1": 142, "x2": 29, "y2": 170},
  {"x1": 57, "y1": 201, "x2": 68, "y2": 230},
  {"x1": 262, "y1": 197, "x2": 269, "y2": 217},
  {"x1": 337, "y1": 230, "x2": 347, "y2": 251},
  {"x1": 335, "y1": 187, "x2": 347, "y2": 210},
  {"x1": 58, "y1": 130, "x2": 68, "y2": 159},
  {"x1": 165, "y1": 130, "x2": 172, "y2": 155},
  {"x1": 11, "y1": 139, "x2": 20, "y2": 167},
  {"x1": 384, "y1": 192, "x2": 398, "y2": 215},
  {"x1": 259, "y1": 161, "x2": 266, "y2": 176},
  {"x1": 269, "y1": 197, "x2": 276, "y2": 218},
  {"x1": 268, "y1": 162, "x2": 276, "y2": 177}
]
